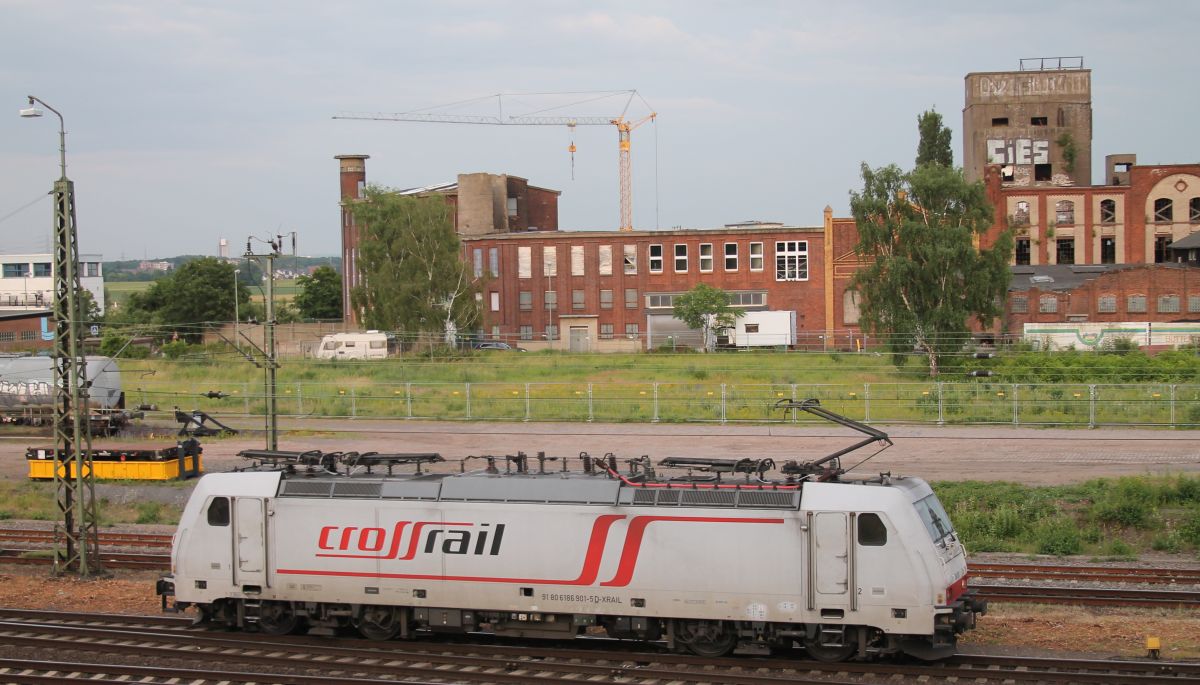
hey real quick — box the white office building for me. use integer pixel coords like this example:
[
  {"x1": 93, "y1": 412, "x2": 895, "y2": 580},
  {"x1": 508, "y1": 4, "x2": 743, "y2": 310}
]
[{"x1": 0, "y1": 253, "x2": 105, "y2": 312}]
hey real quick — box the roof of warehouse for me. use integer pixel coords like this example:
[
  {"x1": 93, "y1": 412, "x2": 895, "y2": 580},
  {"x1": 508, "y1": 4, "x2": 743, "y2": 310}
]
[{"x1": 1007, "y1": 264, "x2": 1175, "y2": 292}]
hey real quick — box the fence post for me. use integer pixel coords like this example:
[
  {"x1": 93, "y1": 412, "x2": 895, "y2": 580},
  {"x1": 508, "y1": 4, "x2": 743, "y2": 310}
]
[
  {"x1": 466, "y1": 383, "x2": 472, "y2": 420},
  {"x1": 243, "y1": 382, "x2": 250, "y2": 416},
  {"x1": 524, "y1": 383, "x2": 531, "y2": 422},
  {"x1": 350, "y1": 387, "x2": 357, "y2": 419},
  {"x1": 1088, "y1": 384, "x2": 1096, "y2": 429},
  {"x1": 720, "y1": 383, "x2": 727, "y2": 424},
  {"x1": 1012, "y1": 384, "x2": 1019, "y2": 425},
  {"x1": 864, "y1": 383, "x2": 871, "y2": 423},
  {"x1": 1170, "y1": 384, "x2": 1177, "y2": 428},
  {"x1": 588, "y1": 383, "x2": 594, "y2": 423},
  {"x1": 652, "y1": 382, "x2": 659, "y2": 423},
  {"x1": 791, "y1": 383, "x2": 798, "y2": 423},
  {"x1": 936, "y1": 382, "x2": 944, "y2": 426},
  {"x1": 406, "y1": 382, "x2": 412, "y2": 419},
  {"x1": 296, "y1": 382, "x2": 303, "y2": 415}
]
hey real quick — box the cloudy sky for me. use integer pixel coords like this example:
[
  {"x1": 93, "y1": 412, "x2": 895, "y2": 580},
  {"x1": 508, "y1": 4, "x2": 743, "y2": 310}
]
[{"x1": 2, "y1": 1, "x2": 1197, "y2": 259}]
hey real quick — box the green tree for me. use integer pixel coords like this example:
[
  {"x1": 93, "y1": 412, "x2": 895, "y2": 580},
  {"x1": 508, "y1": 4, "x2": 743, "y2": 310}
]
[
  {"x1": 915, "y1": 109, "x2": 953, "y2": 168},
  {"x1": 124, "y1": 257, "x2": 248, "y2": 341},
  {"x1": 293, "y1": 265, "x2": 342, "y2": 320},
  {"x1": 849, "y1": 162, "x2": 1013, "y2": 376},
  {"x1": 672, "y1": 283, "x2": 744, "y2": 352},
  {"x1": 348, "y1": 186, "x2": 479, "y2": 341}
]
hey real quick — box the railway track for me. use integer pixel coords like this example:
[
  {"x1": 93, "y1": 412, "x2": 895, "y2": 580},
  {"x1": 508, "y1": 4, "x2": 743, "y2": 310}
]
[
  {"x1": 0, "y1": 529, "x2": 171, "y2": 548},
  {"x1": 0, "y1": 609, "x2": 1196, "y2": 684},
  {"x1": 0, "y1": 548, "x2": 168, "y2": 570},
  {"x1": 972, "y1": 561, "x2": 1200, "y2": 585}
]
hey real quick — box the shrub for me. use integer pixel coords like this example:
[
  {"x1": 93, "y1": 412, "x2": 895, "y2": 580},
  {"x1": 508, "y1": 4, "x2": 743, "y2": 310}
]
[
  {"x1": 1034, "y1": 518, "x2": 1082, "y2": 555},
  {"x1": 135, "y1": 502, "x2": 168, "y2": 525},
  {"x1": 1180, "y1": 511, "x2": 1200, "y2": 547},
  {"x1": 1151, "y1": 532, "x2": 1182, "y2": 553}
]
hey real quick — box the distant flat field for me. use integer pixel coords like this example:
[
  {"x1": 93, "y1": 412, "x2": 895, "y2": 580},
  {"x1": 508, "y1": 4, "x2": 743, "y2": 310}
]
[{"x1": 105, "y1": 278, "x2": 300, "y2": 305}]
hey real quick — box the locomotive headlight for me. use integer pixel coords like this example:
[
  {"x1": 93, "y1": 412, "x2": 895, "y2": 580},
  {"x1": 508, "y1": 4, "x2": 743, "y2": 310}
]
[{"x1": 936, "y1": 592, "x2": 945, "y2": 605}]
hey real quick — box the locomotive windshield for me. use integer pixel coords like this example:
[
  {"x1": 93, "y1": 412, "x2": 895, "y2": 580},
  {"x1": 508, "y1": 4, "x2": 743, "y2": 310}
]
[{"x1": 913, "y1": 494, "x2": 955, "y2": 544}]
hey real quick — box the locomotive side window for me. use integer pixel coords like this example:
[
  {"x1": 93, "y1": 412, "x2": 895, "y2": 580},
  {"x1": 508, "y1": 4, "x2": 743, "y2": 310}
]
[
  {"x1": 207, "y1": 496, "x2": 230, "y2": 526},
  {"x1": 857, "y1": 513, "x2": 887, "y2": 546}
]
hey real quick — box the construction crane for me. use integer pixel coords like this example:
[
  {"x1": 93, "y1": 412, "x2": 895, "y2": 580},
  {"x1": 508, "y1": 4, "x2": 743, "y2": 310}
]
[{"x1": 334, "y1": 90, "x2": 656, "y2": 232}]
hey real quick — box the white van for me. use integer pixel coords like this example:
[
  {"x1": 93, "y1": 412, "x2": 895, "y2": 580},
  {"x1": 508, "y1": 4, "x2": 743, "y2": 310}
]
[{"x1": 316, "y1": 332, "x2": 389, "y2": 360}]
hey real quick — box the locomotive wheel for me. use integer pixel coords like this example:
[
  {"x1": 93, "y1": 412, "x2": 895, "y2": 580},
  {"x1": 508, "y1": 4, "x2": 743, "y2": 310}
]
[
  {"x1": 677, "y1": 620, "x2": 737, "y2": 657},
  {"x1": 355, "y1": 605, "x2": 404, "y2": 641},
  {"x1": 255, "y1": 601, "x2": 301, "y2": 635},
  {"x1": 804, "y1": 626, "x2": 857, "y2": 662}
]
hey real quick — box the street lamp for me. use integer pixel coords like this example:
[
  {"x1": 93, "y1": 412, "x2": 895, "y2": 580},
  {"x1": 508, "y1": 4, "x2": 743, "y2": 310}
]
[
  {"x1": 21, "y1": 94, "x2": 98, "y2": 577},
  {"x1": 233, "y1": 268, "x2": 240, "y2": 350}
]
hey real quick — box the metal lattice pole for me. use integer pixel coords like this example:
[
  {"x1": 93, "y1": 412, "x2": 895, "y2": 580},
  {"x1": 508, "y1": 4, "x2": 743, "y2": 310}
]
[{"x1": 26, "y1": 96, "x2": 101, "y2": 576}]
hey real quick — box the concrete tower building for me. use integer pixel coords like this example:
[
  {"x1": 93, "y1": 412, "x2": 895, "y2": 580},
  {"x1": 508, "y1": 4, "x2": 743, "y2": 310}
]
[
  {"x1": 335, "y1": 154, "x2": 369, "y2": 325},
  {"x1": 963, "y1": 57, "x2": 1092, "y2": 187}
]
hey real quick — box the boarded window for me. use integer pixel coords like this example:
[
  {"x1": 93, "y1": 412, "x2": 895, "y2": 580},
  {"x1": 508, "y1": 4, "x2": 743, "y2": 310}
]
[
  {"x1": 1158, "y1": 295, "x2": 1180, "y2": 313},
  {"x1": 599, "y1": 245, "x2": 613, "y2": 276},
  {"x1": 572, "y1": 289, "x2": 584, "y2": 310},
  {"x1": 1154, "y1": 198, "x2": 1173, "y2": 223},
  {"x1": 519, "y1": 291, "x2": 532, "y2": 311},
  {"x1": 571, "y1": 246, "x2": 585, "y2": 276},
  {"x1": 843, "y1": 290, "x2": 860, "y2": 325},
  {"x1": 1191, "y1": 197, "x2": 1200, "y2": 222},
  {"x1": 600, "y1": 289, "x2": 613, "y2": 309},
  {"x1": 625, "y1": 288, "x2": 638, "y2": 309},
  {"x1": 1127, "y1": 295, "x2": 1147, "y2": 313},
  {"x1": 543, "y1": 246, "x2": 557, "y2": 276},
  {"x1": 1098, "y1": 295, "x2": 1117, "y2": 313},
  {"x1": 1099, "y1": 199, "x2": 1116, "y2": 223},
  {"x1": 490, "y1": 292, "x2": 500, "y2": 311},
  {"x1": 1055, "y1": 200, "x2": 1075, "y2": 225},
  {"x1": 623, "y1": 245, "x2": 637, "y2": 274},
  {"x1": 544, "y1": 290, "x2": 557, "y2": 310},
  {"x1": 1039, "y1": 295, "x2": 1058, "y2": 313},
  {"x1": 1011, "y1": 295, "x2": 1028, "y2": 313},
  {"x1": 517, "y1": 246, "x2": 532, "y2": 278}
]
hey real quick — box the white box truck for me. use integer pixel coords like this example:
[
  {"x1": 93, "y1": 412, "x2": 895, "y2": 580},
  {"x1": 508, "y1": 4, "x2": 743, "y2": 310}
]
[{"x1": 315, "y1": 332, "x2": 389, "y2": 360}]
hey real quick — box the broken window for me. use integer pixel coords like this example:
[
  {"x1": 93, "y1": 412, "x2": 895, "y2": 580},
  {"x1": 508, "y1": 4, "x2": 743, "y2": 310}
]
[
  {"x1": 1154, "y1": 236, "x2": 1173, "y2": 263},
  {"x1": 1035, "y1": 164, "x2": 1052, "y2": 181},
  {"x1": 1031, "y1": 116, "x2": 1048, "y2": 126},
  {"x1": 623, "y1": 245, "x2": 637, "y2": 274},
  {"x1": 991, "y1": 117, "x2": 1009, "y2": 126},
  {"x1": 1101, "y1": 237, "x2": 1116, "y2": 264},
  {"x1": 1055, "y1": 200, "x2": 1075, "y2": 225},
  {"x1": 1013, "y1": 201, "x2": 1030, "y2": 225},
  {"x1": 1056, "y1": 238, "x2": 1075, "y2": 265},
  {"x1": 1191, "y1": 197, "x2": 1200, "y2": 222},
  {"x1": 1154, "y1": 198, "x2": 1173, "y2": 223},
  {"x1": 1015, "y1": 238, "x2": 1031, "y2": 265},
  {"x1": 1099, "y1": 199, "x2": 1116, "y2": 224}
]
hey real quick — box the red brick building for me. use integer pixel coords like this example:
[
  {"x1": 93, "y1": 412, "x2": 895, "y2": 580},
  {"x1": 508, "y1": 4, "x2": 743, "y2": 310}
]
[{"x1": 0, "y1": 309, "x2": 53, "y2": 352}]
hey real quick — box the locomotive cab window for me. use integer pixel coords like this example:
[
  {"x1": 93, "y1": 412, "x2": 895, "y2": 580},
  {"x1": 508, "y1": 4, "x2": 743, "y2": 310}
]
[
  {"x1": 857, "y1": 513, "x2": 887, "y2": 546},
  {"x1": 207, "y1": 496, "x2": 230, "y2": 526},
  {"x1": 913, "y1": 494, "x2": 954, "y2": 545}
]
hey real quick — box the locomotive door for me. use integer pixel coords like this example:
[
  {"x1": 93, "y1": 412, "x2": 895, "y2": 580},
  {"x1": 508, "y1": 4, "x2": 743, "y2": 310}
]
[
  {"x1": 813, "y1": 512, "x2": 849, "y2": 599},
  {"x1": 233, "y1": 497, "x2": 267, "y2": 588}
]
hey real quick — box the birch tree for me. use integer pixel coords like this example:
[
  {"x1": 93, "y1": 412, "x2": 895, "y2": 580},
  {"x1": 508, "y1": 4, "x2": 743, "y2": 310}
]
[
  {"x1": 849, "y1": 163, "x2": 1012, "y2": 376},
  {"x1": 348, "y1": 186, "x2": 479, "y2": 342}
]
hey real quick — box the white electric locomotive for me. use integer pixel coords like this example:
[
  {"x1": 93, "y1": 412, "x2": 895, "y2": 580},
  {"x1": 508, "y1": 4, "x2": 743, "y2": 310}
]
[{"x1": 157, "y1": 400, "x2": 985, "y2": 661}]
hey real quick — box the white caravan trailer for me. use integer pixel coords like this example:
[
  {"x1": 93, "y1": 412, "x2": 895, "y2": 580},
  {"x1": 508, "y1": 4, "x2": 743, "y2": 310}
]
[
  {"x1": 730, "y1": 311, "x2": 796, "y2": 347},
  {"x1": 316, "y1": 332, "x2": 389, "y2": 360}
]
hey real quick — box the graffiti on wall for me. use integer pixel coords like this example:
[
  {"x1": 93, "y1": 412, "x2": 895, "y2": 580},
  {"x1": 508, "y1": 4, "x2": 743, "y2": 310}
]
[
  {"x1": 973, "y1": 73, "x2": 1089, "y2": 100},
  {"x1": 0, "y1": 379, "x2": 52, "y2": 406},
  {"x1": 987, "y1": 139, "x2": 1050, "y2": 166}
]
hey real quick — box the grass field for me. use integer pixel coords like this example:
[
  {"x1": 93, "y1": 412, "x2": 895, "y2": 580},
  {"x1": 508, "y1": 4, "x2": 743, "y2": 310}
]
[{"x1": 105, "y1": 278, "x2": 300, "y2": 308}]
